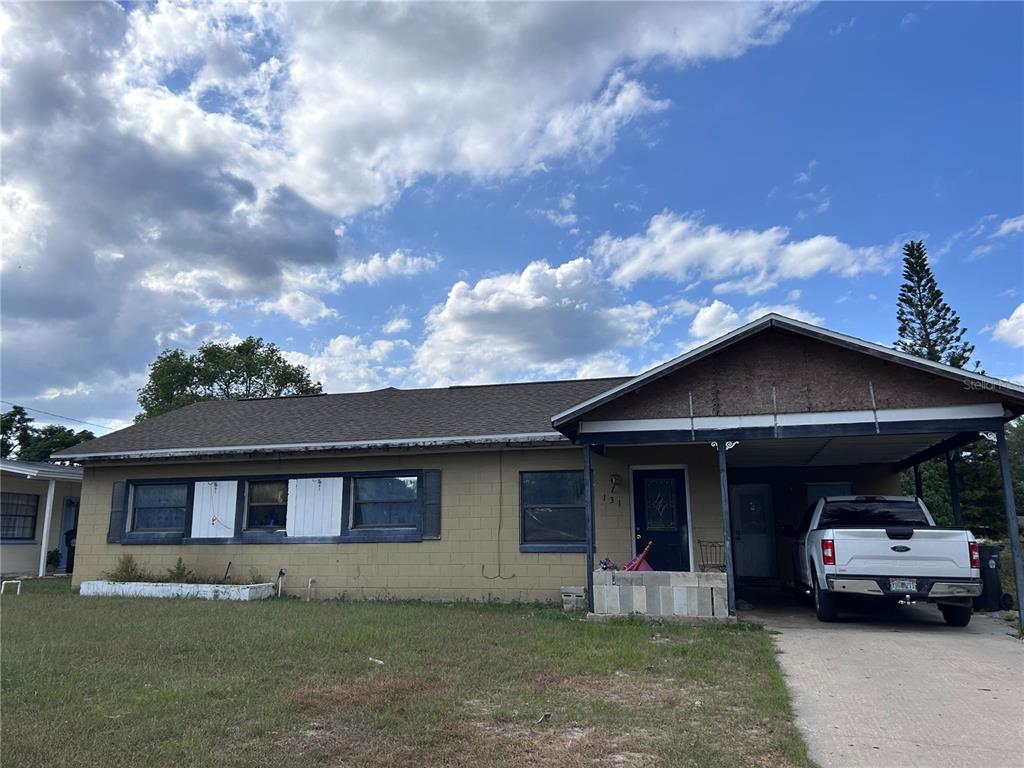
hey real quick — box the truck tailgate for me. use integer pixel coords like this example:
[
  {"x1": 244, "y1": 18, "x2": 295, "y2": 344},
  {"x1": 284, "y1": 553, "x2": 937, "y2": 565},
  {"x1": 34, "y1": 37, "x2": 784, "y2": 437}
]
[{"x1": 832, "y1": 528, "x2": 973, "y2": 577}]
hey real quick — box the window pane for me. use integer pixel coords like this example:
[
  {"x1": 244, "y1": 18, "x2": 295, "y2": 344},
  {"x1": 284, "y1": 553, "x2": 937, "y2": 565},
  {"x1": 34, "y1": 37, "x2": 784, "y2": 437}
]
[
  {"x1": 353, "y1": 501, "x2": 418, "y2": 528},
  {"x1": 249, "y1": 481, "x2": 287, "y2": 505},
  {"x1": 521, "y1": 471, "x2": 584, "y2": 507},
  {"x1": 2, "y1": 492, "x2": 39, "y2": 538},
  {"x1": 354, "y1": 476, "x2": 418, "y2": 501},
  {"x1": 1, "y1": 493, "x2": 38, "y2": 540},
  {"x1": 2, "y1": 492, "x2": 38, "y2": 512},
  {"x1": 247, "y1": 504, "x2": 287, "y2": 529},
  {"x1": 133, "y1": 506, "x2": 187, "y2": 531},
  {"x1": 643, "y1": 478, "x2": 678, "y2": 531},
  {"x1": 522, "y1": 506, "x2": 585, "y2": 543},
  {"x1": 134, "y1": 484, "x2": 188, "y2": 508},
  {"x1": 818, "y1": 501, "x2": 928, "y2": 528},
  {"x1": 131, "y1": 484, "x2": 187, "y2": 531}
]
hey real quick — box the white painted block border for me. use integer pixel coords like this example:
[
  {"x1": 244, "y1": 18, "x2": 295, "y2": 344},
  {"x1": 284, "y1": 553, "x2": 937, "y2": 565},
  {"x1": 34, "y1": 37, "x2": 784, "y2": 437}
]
[{"x1": 79, "y1": 580, "x2": 275, "y2": 601}]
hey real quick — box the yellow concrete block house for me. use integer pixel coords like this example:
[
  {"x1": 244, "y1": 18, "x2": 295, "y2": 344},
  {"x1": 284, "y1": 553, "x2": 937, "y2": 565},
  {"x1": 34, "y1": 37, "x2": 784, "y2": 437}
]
[{"x1": 55, "y1": 315, "x2": 1024, "y2": 617}]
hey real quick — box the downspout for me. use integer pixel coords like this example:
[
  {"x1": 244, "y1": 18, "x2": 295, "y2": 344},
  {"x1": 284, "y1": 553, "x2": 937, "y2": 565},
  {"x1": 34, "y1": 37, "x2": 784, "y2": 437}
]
[{"x1": 36, "y1": 479, "x2": 56, "y2": 578}]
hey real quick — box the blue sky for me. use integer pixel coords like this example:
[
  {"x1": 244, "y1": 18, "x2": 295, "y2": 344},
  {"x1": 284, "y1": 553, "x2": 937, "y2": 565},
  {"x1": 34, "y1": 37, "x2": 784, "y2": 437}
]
[{"x1": 1, "y1": 1, "x2": 1022, "y2": 432}]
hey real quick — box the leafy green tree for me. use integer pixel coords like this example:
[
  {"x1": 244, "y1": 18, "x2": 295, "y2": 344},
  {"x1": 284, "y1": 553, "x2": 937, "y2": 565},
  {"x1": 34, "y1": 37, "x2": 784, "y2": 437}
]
[
  {"x1": 1, "y1": 405, "x2": 35, "y2": 458},
  {"x1": 17, "y1": 425, "x2": 96, "y2": 461},
  {"x1": 136, "y1": 336, "x2": 323, "y2": 421},
  {"x1": 895, "y1": 240, "x2": 976, "y2": 369},
  {"x1": 1, "y1": 406, "x2": 95, "y2": 461}
]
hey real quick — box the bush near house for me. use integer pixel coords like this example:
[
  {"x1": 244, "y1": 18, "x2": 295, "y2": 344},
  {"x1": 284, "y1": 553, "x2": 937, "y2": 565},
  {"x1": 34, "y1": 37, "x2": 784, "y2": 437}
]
[{"x1": 1, "y1": 580, "x2": 812, "y2": 768}]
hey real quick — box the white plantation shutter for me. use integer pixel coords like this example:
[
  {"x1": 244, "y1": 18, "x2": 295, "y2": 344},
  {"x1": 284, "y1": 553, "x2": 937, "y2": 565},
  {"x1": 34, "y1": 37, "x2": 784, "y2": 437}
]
[
  {"x1": 191, "y1": 481, "x2": 238, "y2": 538},
  {"x1": 287, "y1": 477, "x2": 344, "y2": 537}
]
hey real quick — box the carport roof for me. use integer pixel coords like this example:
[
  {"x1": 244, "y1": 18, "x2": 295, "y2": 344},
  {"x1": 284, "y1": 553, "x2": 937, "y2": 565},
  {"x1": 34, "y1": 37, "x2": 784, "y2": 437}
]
[{"x1": 716, "y1": 433, "x2": 957, "y2": 469}]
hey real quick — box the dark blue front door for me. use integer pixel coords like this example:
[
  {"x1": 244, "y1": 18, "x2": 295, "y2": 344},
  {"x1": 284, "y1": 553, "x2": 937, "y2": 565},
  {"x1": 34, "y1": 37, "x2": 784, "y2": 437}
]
[{"x1": 633, "y1": 469, "x2": 689, "y2": 571}]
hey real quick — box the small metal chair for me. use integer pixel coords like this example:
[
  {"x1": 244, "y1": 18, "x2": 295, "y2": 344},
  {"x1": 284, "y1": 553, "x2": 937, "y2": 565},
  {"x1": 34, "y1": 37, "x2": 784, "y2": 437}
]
[{"x1": 698, "y1": 540, "x2": 725, "y2": 572}]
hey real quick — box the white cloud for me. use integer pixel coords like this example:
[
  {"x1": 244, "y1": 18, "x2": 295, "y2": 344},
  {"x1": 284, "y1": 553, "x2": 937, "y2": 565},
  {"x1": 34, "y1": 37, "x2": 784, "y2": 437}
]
[
  {"x1": 968, "y1": 244, "x2": 996, "y2": 261},
  {"x1": 280, "y1": 3, "x2": 804, "y2": 216},
  {"x1": 0, "y1": 1, "x2": 808, "y2": 420},
  {"x1": 338, "y1": 251, "x2": 440, "y2": 285},
  {"x1": 794, "y1": 159, "x2": 817, "y2": 184},
  {"x1": 829, "y1": 17, "x2": 856, "y2": 37},
  {"x1": 0, "y1": 186, "x2": 50, "y2": 269},
  {"x1": 412, "y1": 258, "x2": 659, "y2": 385},
  {"x1": 935, "y1": 213, "x2": 998, "y2": 257},
  {"x1": 537, "y1": 191, "x2": 580, "y2": 231},
  {"x1": 284, "y1": 335, "x2": 408, "y2": 393},
  {"x1": 258, "y1": 290, "x2": 338, "y2": 326},
  {"x1": 900, "y1": 13, "x2": 917, "y2": 28},
  {"x1": 992, "y1": 214, "x2": 1024, "y2": 238},
  {"x1": 690, "y1": 300, "x2": 742, "y2": 341},
  {"x1": 383, "y1": 316, "x2": 411, "y2": 334},
  {"x1": 992, "y1": 304, "x2": 1024, "y2": 348},
  {"x1": 592, "y1": 211, "x2": 895, "y2": 294},
  {"x1": 689, "y1": 300, "x2": 823, "y2": 343}
]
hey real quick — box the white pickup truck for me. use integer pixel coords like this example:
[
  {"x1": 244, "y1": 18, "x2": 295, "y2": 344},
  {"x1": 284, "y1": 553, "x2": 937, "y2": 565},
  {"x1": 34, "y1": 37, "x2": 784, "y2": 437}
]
[{"x1": 792, "y1": 496, "x2": 982, "y2": 626}]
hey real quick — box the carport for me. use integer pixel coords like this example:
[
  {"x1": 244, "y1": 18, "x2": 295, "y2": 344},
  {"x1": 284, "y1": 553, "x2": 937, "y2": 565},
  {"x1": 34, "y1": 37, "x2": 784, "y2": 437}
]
[{"x1": 552, "y1": 315, "x2": 1024, "y2": 630}]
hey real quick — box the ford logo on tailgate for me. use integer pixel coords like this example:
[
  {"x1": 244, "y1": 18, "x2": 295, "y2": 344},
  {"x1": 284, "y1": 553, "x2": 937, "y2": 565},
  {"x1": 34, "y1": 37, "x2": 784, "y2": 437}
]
[{"x1": 891, "y1": 545, "x2": 911, "y2": 553}]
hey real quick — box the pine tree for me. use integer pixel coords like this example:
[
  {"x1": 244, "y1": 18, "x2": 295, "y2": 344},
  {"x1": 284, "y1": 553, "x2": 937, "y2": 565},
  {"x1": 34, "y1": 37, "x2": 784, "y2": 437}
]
[{"x1": 895, "y1": 240, "x2": 976, "y2": 368}]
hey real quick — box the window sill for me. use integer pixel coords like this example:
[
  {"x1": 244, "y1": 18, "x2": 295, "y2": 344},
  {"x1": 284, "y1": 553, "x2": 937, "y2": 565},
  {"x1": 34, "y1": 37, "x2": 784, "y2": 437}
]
[
  {"x1": 176, "y1": 531, "x2": 424, "y2": 545},
  {"x1": 121, "y1": 532, "x2": 184, "y2": 545},
  {"x1": 519, "y1": 543, "x2": 588, "y2": 554},
  {"x1": 343, "y1": 528, "x2": 421, "y2": 544},
  {"x1": 240, "y1": 530, "x2": 288, "y2": 543},
  {"x1": 1, "y1": 539, "x2": 39, "y2": 545}
]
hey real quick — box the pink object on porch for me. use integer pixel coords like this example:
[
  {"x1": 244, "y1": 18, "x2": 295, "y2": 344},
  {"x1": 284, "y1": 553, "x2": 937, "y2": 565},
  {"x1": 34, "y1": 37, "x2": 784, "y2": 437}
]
[{"x1": 624, "y1": 541, "x2": 654, "y2": 571}]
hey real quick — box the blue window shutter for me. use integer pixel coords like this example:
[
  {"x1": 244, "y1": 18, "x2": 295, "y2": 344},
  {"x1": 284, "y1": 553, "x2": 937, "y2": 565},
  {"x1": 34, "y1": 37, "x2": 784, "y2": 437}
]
[
  {"x1": 107, "y1": 481, "x2": 126, "y2": 543},
  {"x1": 421, "y1": 470, "x2": 442, "y2": 540}
]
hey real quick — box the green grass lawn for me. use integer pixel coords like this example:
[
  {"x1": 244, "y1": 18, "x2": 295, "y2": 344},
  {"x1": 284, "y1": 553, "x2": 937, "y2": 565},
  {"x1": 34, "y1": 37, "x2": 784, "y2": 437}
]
[{"x1": 2, "y1": 579, "x2": 811, "y2": 768}]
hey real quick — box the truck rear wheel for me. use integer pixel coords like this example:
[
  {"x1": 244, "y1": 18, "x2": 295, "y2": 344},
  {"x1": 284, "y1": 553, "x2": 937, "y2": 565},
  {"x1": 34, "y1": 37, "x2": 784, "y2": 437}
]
[
  {"x1": 939, "y1": 603, "x2": 973, "y2": 627},
  {"x1": 814, "y1": 577, "x2": 839, "y2": 622}
]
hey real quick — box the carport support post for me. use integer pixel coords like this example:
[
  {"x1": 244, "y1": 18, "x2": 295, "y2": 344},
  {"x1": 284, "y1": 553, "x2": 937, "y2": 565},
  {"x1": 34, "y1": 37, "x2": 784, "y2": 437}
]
[
  {"x1": 945, "y1": 451, "x2": 963, "y2": 527},
  {"x1": 913, "y1": 464, "x2": 923, "y2": 500},
  {"x1": 995, "y1": 428, "x2": 1024, "y2": 632},
  {"x1": 583, "y1": 443, "x2": 595, "y2": 613},
  {"x1": 717, "y1": 441, "x2": 737, "y2": 616},
  {"x1": 36, "y1": 479, "x2": 56, "y2": 578}
]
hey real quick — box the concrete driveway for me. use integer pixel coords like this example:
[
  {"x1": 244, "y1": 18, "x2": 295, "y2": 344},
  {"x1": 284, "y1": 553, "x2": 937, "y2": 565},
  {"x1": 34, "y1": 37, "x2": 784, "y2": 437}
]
[{"x1": 743, "y1": 598, "x2": 1024, "y2": 768}]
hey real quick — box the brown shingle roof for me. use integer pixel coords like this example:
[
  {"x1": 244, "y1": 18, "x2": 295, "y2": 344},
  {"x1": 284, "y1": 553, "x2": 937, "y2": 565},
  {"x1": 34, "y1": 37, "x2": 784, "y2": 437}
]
[{"x1": 55, "y1": 377, "x2": 629, "y2": 460}]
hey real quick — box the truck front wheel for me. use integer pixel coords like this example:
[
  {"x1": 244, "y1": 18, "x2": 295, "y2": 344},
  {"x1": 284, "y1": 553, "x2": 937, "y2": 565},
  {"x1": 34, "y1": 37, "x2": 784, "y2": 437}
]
[
  {"x1": 813, "y1": 575, "x2": 839, "y2": 622},
  {"x1": 939, "y1": 603, "x2": 973, "y2": 627}
]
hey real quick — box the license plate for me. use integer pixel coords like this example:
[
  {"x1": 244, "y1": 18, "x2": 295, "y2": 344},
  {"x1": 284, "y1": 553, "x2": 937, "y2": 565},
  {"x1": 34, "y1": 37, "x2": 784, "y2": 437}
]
[{"x1": 889, "y1": 578, "x2": 917, "y2": 592}]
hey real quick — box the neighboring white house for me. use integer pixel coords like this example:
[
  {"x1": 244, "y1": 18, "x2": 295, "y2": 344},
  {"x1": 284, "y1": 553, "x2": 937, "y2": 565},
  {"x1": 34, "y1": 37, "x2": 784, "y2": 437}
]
[{"x1": 1, "y1": 459, "x2": 83, "y2": 577}]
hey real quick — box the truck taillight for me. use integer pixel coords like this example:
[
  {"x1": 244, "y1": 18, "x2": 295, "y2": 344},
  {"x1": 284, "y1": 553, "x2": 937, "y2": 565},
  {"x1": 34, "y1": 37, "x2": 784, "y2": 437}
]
[
  {"x1": 968, "y1": 541, "x2": 980, "y2": 569},
  {"x1": 821, "y1": 539, "x2": 836, "y2": 566}
]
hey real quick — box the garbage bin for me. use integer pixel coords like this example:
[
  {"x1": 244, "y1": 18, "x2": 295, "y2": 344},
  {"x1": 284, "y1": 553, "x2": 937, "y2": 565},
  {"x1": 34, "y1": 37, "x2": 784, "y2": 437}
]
[
  {"x1": 974, "y1": 544, "x2": 1004, "y2": 612},
  {"x1": 64, "y1": 527, "x2": 77, "y2": 575}
]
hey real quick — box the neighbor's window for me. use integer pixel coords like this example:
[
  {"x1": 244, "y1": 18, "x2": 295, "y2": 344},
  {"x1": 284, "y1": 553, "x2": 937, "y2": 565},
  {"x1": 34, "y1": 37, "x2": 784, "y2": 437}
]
[
  {"x1": 520, "y1": 471, "x2": 586, "y2": 545},
  {"x1": 1, "y1": 492, "x2": 39, "y2": 540},
  {"x1": 245, "y1": 480, "x2": 288, "y2": 530},
  {"x1": 131, "y1": 484, "x2": 188, "y2": 531},
  {"x1": 352, "y1": 475, "x2": 419, "y2": 528}
]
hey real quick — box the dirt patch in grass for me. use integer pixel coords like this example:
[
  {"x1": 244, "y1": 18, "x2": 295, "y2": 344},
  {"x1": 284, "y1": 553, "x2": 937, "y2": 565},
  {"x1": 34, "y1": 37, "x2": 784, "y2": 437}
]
[
  {"x1": 290, "y1": 674, "x2": 450, "y2": 714},
  {"x1": 470, "y1": 721, "x2": 660, "y2": 768},
  {"x1": 529, "y1": 670, "x2": 708, "y2": 708}
]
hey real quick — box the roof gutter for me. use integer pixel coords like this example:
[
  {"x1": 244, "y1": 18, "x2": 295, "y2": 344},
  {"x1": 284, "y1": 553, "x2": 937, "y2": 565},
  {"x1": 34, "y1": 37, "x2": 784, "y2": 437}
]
[
  {"x1": 0, "y1": 463, "x2": 84, "y2": 481},
  {"x1": 57, "y1": 431, "x2": 570, "y2": 462}
]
